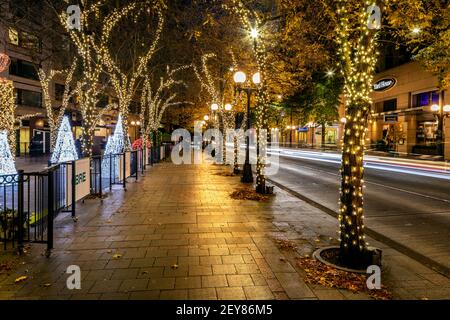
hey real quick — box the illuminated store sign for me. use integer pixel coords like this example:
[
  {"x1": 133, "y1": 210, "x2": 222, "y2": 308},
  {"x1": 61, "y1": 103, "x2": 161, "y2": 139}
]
[{"x1": 373, "y1": 78, "x2": 396, "y2": 92}]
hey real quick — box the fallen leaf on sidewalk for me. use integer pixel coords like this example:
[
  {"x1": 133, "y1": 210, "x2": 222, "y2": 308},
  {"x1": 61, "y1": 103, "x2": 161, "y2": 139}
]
[
  {"x1": 14, "y1": 276, "x2": 28, "y2": 283},
  {"x1": 171, "y1": 264, "x2": 179, "y2": 269},
  {"x1": 112, "y1": 254, "x2": 122, "y2": 259},
  {"x1": 42, "y1": 283, "x2": 52, "y2": 288}
]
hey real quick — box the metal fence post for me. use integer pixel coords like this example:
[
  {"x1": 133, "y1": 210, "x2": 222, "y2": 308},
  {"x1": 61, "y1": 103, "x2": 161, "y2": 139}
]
[
  {"x1": 71, "y1": 160, "x2": 76, "y2": 218},
  {"x1": 17, "y1": 170, "x2": 24, "y2": 254},
  {"x1": 150, "y1": 147, "x2": 153, "y2": 166},
  {"x1": 141, "y1": 148, "x2": 145, "y2": 174},
  {"x1": 47, "y1": 170, "x2": 54, "y2": 256},
  {"x1": 109, "y1": 154, "x2": 112, "y2": 191},
  {"x1": 135, "y1": 151, "x2": 139, "y2": 181},
  {"x1": 99, "y1": 157, "x2": 103, "y2": 199},
  {"x1": 123, "y1": 153, "x2": 126, "y2": 190}
]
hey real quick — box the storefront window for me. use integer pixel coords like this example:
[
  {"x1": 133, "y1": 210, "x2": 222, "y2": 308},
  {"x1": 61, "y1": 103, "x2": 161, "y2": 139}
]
[
  {"x1": 416, "y1": 121, "x2": 437, "y2": 145},
  {"x1": 383, "y1": 99, "x2": 397, "y2": 112},
  {"x1": 413, "y1": 91, "x2": 439, "y2": 108},
  {"x1": 16, "y1": 89, "x2": 42, "y2": 108},
  {"x1": 8, "y1": 27, "x2": 42, "y2": 52},
  {"x1": 8, "y1": 28, "x2": 19, "y2": 45},
  {"x1": 325, "y1": 128, "x2": 337, "y2": 145},
  {"x1": 9, "y1": 59, "x2": 39, "y2": 80}
]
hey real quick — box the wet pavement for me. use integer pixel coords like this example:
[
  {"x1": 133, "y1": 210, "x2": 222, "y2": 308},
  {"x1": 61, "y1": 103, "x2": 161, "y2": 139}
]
[{"x1": 1, "y1": 161, "x2": 450, "y2": 300}]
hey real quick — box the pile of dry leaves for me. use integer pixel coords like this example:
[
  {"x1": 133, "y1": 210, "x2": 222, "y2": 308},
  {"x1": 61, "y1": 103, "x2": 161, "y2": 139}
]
[
  {"x1": 297, "y1": 256, "x2": 392, "y2": 300},
  {"x1": 274, "y1": 238, "x2": 297, "y2": 251},
  {"x1": 229, "y1": 187, "x2": 270, "y2": 201},
  {"x1": 214, "y1": 172, "x2": 236, "y2": 177}
]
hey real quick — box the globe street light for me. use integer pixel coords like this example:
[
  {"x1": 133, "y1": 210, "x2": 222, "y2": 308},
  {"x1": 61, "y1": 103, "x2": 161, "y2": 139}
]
[
  {"x1": 252, "y1": 72, "x2": 261, "y2": 85},
  {"x1": 204, "y1": 115, "x2": 209, "y2": 121},
  {"x1": 250, "y1": 28, "x2": 258, "y2": 39},
  {"x1": 233, "y1": 71, "x2": 246, "y2": 84},
  {"x1": 224, "y1": 103, "x2": 232, "y2": 111},
  {"x1": 233, "y1": 70, "x2": 262, "y2": 184}
]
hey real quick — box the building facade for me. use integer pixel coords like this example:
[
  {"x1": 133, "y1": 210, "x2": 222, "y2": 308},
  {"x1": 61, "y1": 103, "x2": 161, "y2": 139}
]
[{"x1": 367, "y1": 61, "x2": 449, "y2": 160}]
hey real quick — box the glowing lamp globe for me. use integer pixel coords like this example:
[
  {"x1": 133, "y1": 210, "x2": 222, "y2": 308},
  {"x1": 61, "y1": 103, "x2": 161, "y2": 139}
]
[
  {"x1": 233, "y1": 71, "x2": 246, "y2": 84},
  {"x1": 444, "y1": 105, "x2": 450, "y2": 113},
  {"x1": 211, "y1": 103, "x2": 219, "y2": 111},
  {"x1": 204, "y1": 115, "x2": 209, "y2": 121},
  {"x1": 252, "y1": 72, "x2": 261, "y2": 85},
  {"x1": 250, "y1": 28, "x2": 259, "y2": 39},
  {"x1": 0, "y1": 53, "x2": 11, "y2": 73},
  {"x1": 224, "y1": 103, "x2": 232, "y2": 111},
  {"x1": 430, "y1": 104, "x2": 440, "y2": 112}
]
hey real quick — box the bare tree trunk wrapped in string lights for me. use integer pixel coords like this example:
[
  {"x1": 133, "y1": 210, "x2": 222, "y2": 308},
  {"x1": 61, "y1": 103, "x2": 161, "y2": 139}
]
[
  {"x1": 0, "y1": 77, "x2": 16, "y2": 160},
  {"x1": 58, "y1": 0, "x2": 140, "y2": 156},
  {"x1": 38, "y1": 59, "x2": 78, "y2": 150},
  {"x1": 333, "y1": 0, "x2": 384, "y2": 268},
  {"x1": 95, "y1": 1, "x2": 165, "y2": 151},
  {"x1": 140, "y1": 65, "x2": 191, "y2": 150}
]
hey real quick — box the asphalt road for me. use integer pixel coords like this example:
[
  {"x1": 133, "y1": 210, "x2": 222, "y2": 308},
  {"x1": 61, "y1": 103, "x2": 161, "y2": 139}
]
[{"x1": 267, "y1": 149, "x2": 450, "y2": 273}]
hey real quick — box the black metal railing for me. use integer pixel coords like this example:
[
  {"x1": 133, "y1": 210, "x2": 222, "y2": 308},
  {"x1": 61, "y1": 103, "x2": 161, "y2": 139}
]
[
  {"x1": 1, "y1": 166, "x2": 67, "y2": 253},
  {"x1": 0, "y1": 172, "x2": 21, "y2": 250}
]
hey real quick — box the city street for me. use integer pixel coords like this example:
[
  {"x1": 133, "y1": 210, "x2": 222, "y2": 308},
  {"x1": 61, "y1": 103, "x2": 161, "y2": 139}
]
[
  {"x1": 267, "y1": 148, "x2": 450, "y2": 274},
  {"x1": 1, "y1": 0, "x2": 449, "y2": 307}
]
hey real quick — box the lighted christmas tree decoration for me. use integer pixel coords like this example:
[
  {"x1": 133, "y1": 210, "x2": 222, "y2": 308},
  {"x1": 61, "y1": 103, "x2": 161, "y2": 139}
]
[
  {"x1": 50, "y1": 116, "x2": 79, "y2": 164},
  {"x1": 0, "y1": 130, "x2": 17, "y2": 176},
  {"x1": 104, "y1": 114, "x2": 126, "y2": 156},
  {"x1": 102, "y1": 114, "x2": 128, "y2": 178}
]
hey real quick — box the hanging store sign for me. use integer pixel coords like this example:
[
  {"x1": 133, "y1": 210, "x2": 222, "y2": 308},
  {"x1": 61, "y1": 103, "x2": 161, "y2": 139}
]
[
  {"x1": 373, "y1": 78, "x2": 396, "y2": 92},
  {"x1": 384, "y1": 114, "x2": 398, "y2": 123},
  {"x1": 298, "y1": 127, "x2": 309, "y2": 132}
]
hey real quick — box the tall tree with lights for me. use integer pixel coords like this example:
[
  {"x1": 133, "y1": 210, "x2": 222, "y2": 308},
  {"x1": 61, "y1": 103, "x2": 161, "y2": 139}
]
[
  {"x1": 57, "y1": 0, "x2": 139, "y2": 156},
  {"x1": 324, "y1": 0, "x2": 383, "y2": 267},
  {"x1": 38, "y1": 60, "x2": 78, "y2": 150},
  {"x1": 140, "y1": 65, "x2": 190, "y2": 148},
  {"x1": 96, "y1": 0, "x2": 165, "y2": 151},
  {"x1": 0, "y1": 77, "x2": 16, "y2": 158},
  {"x1": 193, "y1": 53, "x2": 236, "y2": 163}
]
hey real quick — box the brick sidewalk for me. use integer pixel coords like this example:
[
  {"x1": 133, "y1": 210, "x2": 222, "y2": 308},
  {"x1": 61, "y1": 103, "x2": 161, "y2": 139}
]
[{"x1": 1, "y1": 161, "x2": 449, "y2": 300}]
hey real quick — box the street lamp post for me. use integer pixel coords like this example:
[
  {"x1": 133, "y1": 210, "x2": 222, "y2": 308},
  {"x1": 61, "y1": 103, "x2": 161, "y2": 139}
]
[
  {"x1": 431, "y1": 102, "x2": 450, "y2": 156},
  {"x1": 233, "y1": 71, "x2": 260, "y2": 183}
]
